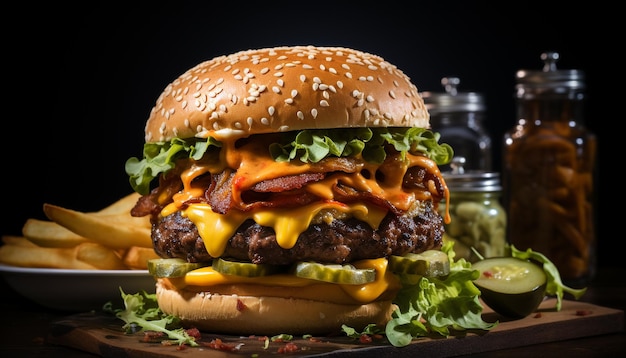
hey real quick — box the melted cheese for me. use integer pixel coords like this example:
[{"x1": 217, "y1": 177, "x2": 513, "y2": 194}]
[
  {"x1": 183, "y1": 258, "x2": 400, "y2": 304},
  {"x1": 184, "y1": 201, "x2": 387, "y2": 256}
]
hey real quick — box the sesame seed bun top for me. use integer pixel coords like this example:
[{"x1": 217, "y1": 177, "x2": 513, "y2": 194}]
[{"x1": 144, "y1": 45, "x2": 430, "y2": 142}]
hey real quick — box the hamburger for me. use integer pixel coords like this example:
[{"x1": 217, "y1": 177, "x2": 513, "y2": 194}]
[{"x1": 125, "y1": 45, "x2": 491, "y2": 340}]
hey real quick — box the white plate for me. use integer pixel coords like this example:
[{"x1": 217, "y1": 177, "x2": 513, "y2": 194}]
[{"x1": 0, "y1": 264, "x2": 156, "y2": 312}]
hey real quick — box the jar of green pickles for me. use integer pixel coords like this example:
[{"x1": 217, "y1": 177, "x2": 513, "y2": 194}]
[{"x1": 440, "y1": 157, "x2": 507, "y2": 262}]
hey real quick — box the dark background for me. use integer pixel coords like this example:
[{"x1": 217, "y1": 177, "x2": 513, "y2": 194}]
[{"x1": 5, "y1": 3, "x2": 615, "y2": 266}]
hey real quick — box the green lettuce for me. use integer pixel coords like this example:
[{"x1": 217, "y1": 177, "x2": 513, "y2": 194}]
[
  {"x1": 125, "y1": 127, "x2": 453, "y2": 196},
  {"x1": 103, "y1": 289, "x2": 198, "y2": 346},
  {"x1": 125, "y1": 137, "x2": 221, "y2": 195},
  {"x1": 269, "y1": 127, "x2": 453, "y2": 165},
  {"x1": 384, "y1": 241, "x2": 497, "y2": 347}
]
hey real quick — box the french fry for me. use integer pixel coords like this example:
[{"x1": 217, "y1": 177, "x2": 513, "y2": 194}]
[
  {"x1": 43, "y1": 204, "x2": 152, "y2": 249},
  {"x1": 122, "y1": 246, "x2": 160, "y2": 270},
  {"x1": 22, "y1": 218, "x2": 88, "y2": 248},
  {"x1": 95, "y1": 192, "x2": 142, "y2": 216},
  {"x1": 2, "y1": 235, "x2": 38, "y2": 247},
  {"x1": 75, "y1": 242, "x2": 128, "y2": 270},
  {"x1": 0, "y1": 238, "x2": 126, "y2": 270}
]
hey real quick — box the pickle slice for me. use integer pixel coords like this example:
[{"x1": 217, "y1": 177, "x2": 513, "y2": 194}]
[
  {"x1": 293, "y1": 262, "x2": 376, "y2": 285},
  {"x1": 389, "y1": 250, "x2": 450, "y2": 277},
  {"x1": 212, "y1": 258, "x2": 281, "y2": 277},
  {"x1": 147, "y1": 258, "x2": 203, "y2": 278}
]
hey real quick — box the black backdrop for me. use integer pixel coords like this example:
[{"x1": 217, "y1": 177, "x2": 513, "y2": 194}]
[{"x1": 6, "y1": 3, "x2": 615, "y2": 266}]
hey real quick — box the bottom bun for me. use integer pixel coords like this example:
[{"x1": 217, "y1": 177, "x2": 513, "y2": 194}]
[{"x1": 155, "y1": 279, "x2": 396, "y2": 336}]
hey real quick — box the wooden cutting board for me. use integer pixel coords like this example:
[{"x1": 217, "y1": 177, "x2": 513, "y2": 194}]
[{"x1": 47, "y1": 299, "x2": 624, "y2": 358}]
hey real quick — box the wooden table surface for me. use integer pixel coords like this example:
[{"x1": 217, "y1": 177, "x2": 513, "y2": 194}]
[{"x1": 1, "y1": 267, "x2": 624, "y2": 357}]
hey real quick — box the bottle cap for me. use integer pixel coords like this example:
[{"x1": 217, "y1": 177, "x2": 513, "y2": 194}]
[
  {"x1": 421, "y1": 77, "x2": 486, "y2": 115},
  {"x1": 516, "y1": 52, "x2": 585, "y2": 98}
]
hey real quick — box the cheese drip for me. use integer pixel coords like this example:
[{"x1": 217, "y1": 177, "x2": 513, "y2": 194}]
[{"x1": 184, "y1": 201, "x2": 387, "y2": 257}]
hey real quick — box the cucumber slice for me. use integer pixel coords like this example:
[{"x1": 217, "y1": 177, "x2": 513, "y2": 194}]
[
  {"x1": 212, "y1": 258, "x2": 281, "y2": 277},
  {"x1": 293, "y1": 262, "x2": 376, "y2": 285},
  {"x1": 389, "y1": 249, "x2": 450, "y2": 277},
  {"x1": 147, "y1": 258, "x2": 203, "y2": 278},
  {"x1": 472, "y1": 257, "x2": 547, "y2": 318}
]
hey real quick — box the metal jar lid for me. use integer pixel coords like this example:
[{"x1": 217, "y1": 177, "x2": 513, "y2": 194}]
[
  {"x1": 516, "y1": 52, "x2": 585, "y2": 98},
  {"x1": 421, "y1": 77, "x2": 485, "y2": 115},
  {"x1": 442, "y1": 157, "x2": 502, "y2": 192}
]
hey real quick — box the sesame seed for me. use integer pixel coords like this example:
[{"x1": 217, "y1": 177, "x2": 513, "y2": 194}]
[
  {"x1": 278, "y1": 125, "x2": 289, "y2": 131},
  {"x1": 320, "y1": 100, "x2": 329, "y2": 107},
  {"x1": 272, "y1": 86, "x2": 281, "y2": 94},
  {"x1": 303, "y1": 64, "x2": 313, "y2": 69},
  {"x1": 260, "y1": 67, "x2": 270, "y2": 74},
  {"x1": 297, "y1": 111, "x2": 304, "y2": 120},
  {"x1": 329, "y1": 67, "x2": 337, "y2": 74},
  {"x1": 261, "y1": 117, "x2": 270, "y2": 125},
  {"x1": 274, "y1": 72, "x2": 284, "y2": 77},
  {"x1": 366, "y1": 95, "x2": 374, "y2": 102},
  {"x1": 345, "y1": 72, "x2": 353, "y2": 79},
  {"x1": 299, "y1": 75, "x2": 306, "y2": 82},
  {"x1": 268, "y1": 106, "x2": 275, "y2": 116},
  {"x1": 284, "y1": 98, "x2": 294, "y2": 104},
  {"x1": 336, "y1": 81, "x2": 344, "y2": 89},
  {"x1": 389, "y1": 90, "x2": 396, "y2": 99},
  {"x1": 291, "y1": 89, "x2": 298, "y2": 98},
  {"x1": 311, "y1": 108, "x2": 318, "y2": 118}
]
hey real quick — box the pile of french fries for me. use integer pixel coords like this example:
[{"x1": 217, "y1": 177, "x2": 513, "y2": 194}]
[{"x1": 0, "y1": 193, "x2": 159, "y2": 270}]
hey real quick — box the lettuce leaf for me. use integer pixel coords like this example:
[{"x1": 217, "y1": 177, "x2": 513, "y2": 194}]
[
  {"x1": 269, "y1": 127, "x2": 453, "y2": 165},
  {"x1": 103, "y1": 288, "x2": 198, "y2": 346},
  {"x1": 125, "y1": 127, "x2": 453, "y2": 196},
  {"x1": 125, "y1": 137, "x2": 221, "y2": 195},
  {"x1": 384, "y1": 242, "x2": 497, "y2": 347}
]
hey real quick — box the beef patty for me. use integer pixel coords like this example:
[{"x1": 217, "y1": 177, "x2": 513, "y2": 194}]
[{"x1": 152, "y1": 203, "x2": 444, "y2": 265}]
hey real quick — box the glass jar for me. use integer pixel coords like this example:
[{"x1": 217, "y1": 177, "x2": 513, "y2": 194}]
[
  {"x1": 422, "y1": 77, "x2": 492, "y2": 172},
  {"x1": 502, "y1": 52, "x2": 596, "y2": 285},
  {"x1": 440, "y1": 157, "x2": 507, "y2": 262}
]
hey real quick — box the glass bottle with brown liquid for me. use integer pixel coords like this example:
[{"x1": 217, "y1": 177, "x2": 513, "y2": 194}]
[{"x1": 502, "y1": 52, "x2": 596, "y2": 286}]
